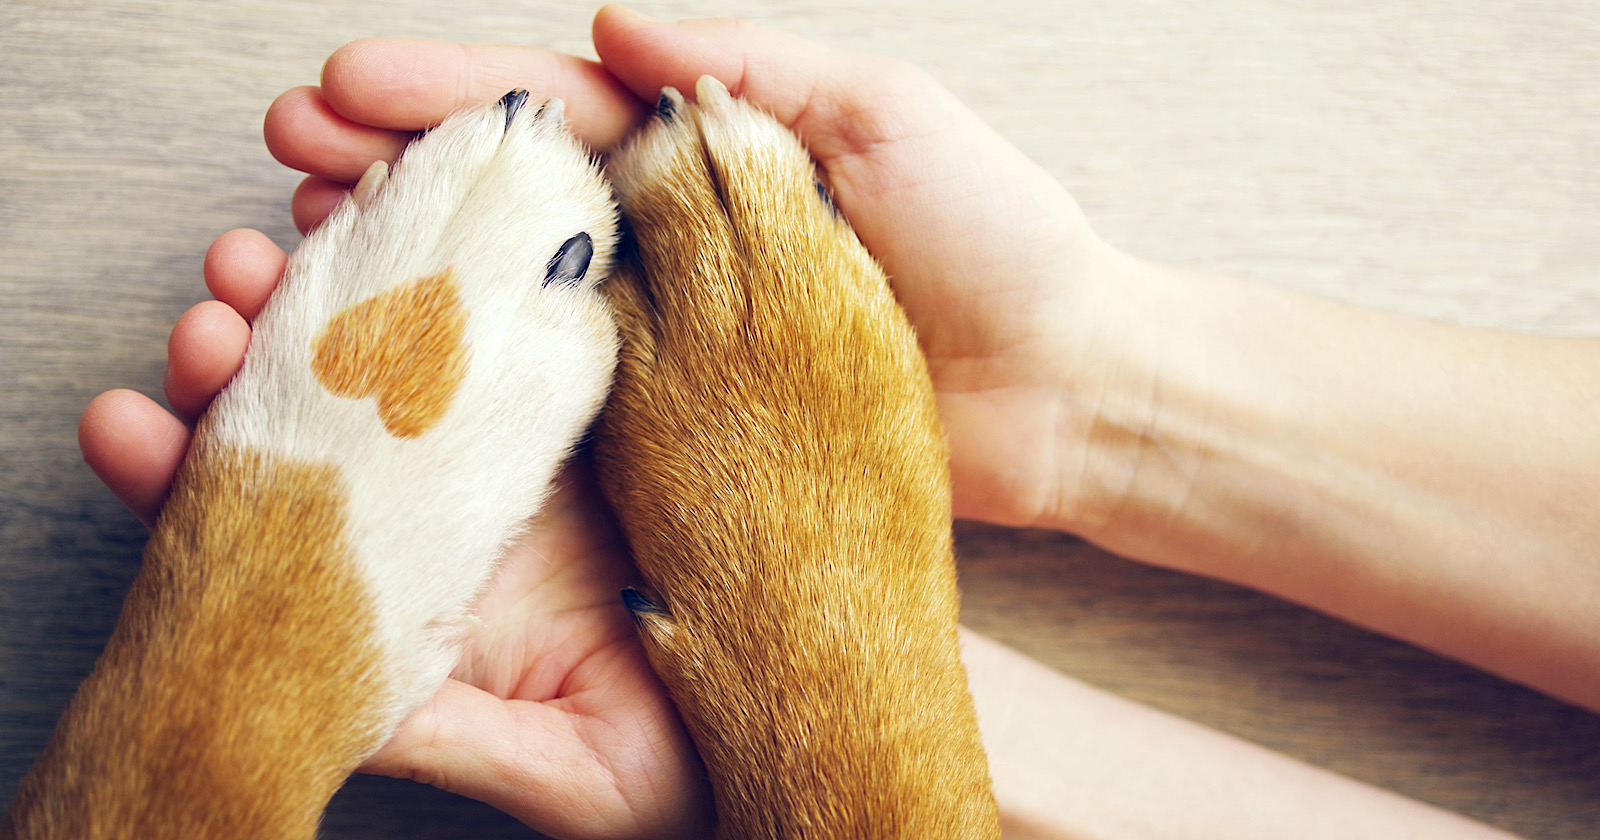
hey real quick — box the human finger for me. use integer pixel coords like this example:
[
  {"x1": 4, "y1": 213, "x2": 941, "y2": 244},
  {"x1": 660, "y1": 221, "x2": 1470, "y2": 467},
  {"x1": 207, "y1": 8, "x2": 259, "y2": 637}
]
[
  {"x1": 290, "y1": 175, "x2": 350, "y2": 235},
  {"x1": 264, "y1": 85, "x2": 412, "y2": 184},
  {"x1": 591, "y1": 5, "x2": 944, "y2": 163},
  {"x1": 163, "y1": 301, "x2": 251, "y2": 423},
  {"x1": 79, "y1": 389, "x2": 191, "y2": 528},
  {"x1": 203, "y1": 228, "x2": 286, "y2": 322},
  {"x1": 319, "y1": 38, "x2": 649, "y2": 152}
]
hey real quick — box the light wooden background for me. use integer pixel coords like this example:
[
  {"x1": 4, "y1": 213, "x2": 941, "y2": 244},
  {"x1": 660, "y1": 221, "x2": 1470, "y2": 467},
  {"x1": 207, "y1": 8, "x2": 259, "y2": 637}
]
[{"x1": 3, "y1": 1, "x2": 1597, "y2": 837}]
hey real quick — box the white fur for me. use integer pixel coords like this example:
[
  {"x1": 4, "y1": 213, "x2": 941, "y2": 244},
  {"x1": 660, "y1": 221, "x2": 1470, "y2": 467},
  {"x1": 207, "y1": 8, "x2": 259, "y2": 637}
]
[{"x1": 203, "y1": 96, "x2": 619, "y2": 729}]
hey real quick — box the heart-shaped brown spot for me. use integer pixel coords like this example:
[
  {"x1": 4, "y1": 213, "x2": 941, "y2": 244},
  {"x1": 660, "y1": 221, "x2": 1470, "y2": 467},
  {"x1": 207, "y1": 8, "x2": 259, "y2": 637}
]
[{"x1": 311, "y1": 268, "x2": 468, "y2": 439}]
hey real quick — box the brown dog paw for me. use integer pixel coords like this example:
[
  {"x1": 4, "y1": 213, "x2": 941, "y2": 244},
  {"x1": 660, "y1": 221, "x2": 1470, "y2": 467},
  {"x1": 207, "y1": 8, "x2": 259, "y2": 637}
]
[{"x1": 595, "y1": 77, "x2": 998, "y2": 839}]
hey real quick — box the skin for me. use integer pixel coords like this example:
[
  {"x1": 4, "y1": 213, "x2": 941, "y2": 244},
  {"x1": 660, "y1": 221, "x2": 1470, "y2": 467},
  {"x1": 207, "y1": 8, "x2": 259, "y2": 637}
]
[{"x1": 78, "y1": 6, "x2": 1595, "y2": 838}]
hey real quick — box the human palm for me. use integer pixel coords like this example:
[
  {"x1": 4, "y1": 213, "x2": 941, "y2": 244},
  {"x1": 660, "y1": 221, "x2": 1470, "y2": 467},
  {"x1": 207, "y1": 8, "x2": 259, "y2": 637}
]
[{"x1": 362, "y1": 461, "x2": 709, "y2": 839}]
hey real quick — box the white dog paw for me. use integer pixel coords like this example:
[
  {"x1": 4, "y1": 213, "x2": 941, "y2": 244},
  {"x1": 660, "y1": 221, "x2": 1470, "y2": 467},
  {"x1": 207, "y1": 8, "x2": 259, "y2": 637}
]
[{"x1": 190, "y1": 89, "x2": 620, "y2": 723}]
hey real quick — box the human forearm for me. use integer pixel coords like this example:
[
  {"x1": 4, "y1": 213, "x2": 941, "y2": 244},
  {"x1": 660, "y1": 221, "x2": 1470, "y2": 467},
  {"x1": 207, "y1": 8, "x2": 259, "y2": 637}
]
[
  {"x1": 1054, "y1": 250, "x2": 1600, "y2": 710},
  {"x1": 961, "y1": 630, "x2": 1523, "y2": 840}
]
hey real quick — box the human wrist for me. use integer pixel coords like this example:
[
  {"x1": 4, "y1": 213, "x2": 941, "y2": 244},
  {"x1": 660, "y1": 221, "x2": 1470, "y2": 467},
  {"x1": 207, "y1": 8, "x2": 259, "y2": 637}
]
[
  {"x1": 1036, "y1": 249, "x2": 1339, "y2": 574},
  {"x1": 1030, "y1": 247, "x2": 1230, "y2": 550},
  {"x1": 1039, "y1": 251, "x2": 1600, "y2": 709}
]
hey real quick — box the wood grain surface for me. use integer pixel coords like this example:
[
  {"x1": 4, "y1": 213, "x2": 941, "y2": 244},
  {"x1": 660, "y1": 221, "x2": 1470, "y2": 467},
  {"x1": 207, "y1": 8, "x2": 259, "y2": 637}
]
[{"x1": 3, "y1": 1, "x2": 1597, "y2": 837}]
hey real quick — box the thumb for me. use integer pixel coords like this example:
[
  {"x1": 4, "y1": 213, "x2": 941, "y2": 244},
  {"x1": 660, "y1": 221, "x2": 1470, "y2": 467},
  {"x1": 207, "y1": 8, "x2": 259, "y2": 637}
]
[
  {"x1": 360, "y1": 680, "x2": 548, "y2": 808},
  {"x1": 591, "y1": 5, "x2": 946, "y2": 163},
  {"x1": 360, "y1": 680, "x2": 605, "y2": 837},
  {"x1": 359, "y1": 678, "x2": 709, "y2": 840}
]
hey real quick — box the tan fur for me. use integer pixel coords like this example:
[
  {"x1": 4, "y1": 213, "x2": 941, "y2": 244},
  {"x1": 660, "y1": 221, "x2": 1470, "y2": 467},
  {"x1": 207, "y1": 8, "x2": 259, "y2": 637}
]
[
  {"x1": 595, "y1": 79, "x2": 1000, "y2": 838},
  {"x1": 310, "y1": 267, "x2": 469, "y2": 439},
  {"x1": 2, "y1": 439, "x2": 387, "y2": 838}
]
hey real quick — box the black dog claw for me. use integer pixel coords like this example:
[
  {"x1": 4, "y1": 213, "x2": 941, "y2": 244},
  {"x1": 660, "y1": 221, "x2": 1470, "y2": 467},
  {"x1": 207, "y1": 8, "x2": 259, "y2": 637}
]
[
  {"x1": 499, "y1": 89, "x2": 531, "y2": 129},
  {"x1": 814, "y1": 177, "x2": 840, "y2": 218},
  {"x1": 656, "y1": 87, "x2": 685, "y2": 123},
  {"x1": 543, "y1": 232, "x2": 595, "y2": 287},
  {"x1": 621, "y1": 588, "x2": 669, "y2": 621}
]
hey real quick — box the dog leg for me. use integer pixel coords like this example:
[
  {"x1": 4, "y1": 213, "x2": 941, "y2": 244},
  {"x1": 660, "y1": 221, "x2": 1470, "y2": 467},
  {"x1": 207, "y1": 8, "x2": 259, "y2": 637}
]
[
  {"x1": 596, "y1": 78, "x2": 1000, "y2": 839},
  {"x1": 3, "y1": 91, "x2": 618, "y2": 839}
]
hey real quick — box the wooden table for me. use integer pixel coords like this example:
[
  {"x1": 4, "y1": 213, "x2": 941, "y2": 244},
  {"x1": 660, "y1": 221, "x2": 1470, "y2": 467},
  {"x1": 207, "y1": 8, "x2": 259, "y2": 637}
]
[{"x1": 3, "y1": 2, "x2": 1596, "y2": 837}]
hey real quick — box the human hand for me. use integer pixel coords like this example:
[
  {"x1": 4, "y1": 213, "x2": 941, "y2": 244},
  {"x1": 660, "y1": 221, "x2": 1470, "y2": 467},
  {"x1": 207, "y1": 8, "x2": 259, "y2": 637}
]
[{"x1": 264, "y1": 6, "x2": 1126, "y2": 533}]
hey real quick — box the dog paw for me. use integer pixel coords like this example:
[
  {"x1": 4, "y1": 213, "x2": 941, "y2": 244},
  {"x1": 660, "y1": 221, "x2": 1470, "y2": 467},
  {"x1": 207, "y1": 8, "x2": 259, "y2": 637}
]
[
  {"x1": 598, "y1": 76, "x2": 945, "y2": 608},
  {"x1": 598, "y1": 72, "x2": 949, "y2": 649},
  {"x1": 193, "y1": 90, "x2": 619, "y2": 720},
  {"x1": 594, "y1": 79, "x2": 996, "y2": 834}
]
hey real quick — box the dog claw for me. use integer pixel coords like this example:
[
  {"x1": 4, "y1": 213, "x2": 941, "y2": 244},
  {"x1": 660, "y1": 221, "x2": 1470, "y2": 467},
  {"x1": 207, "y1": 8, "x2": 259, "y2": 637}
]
[
  {"x1": 543, "y1": 232, "x2": 594, "y2": 287},
  {"x1": 534, "y1": 97, "x2": 565, "y2": 124},
  {"x1": 621, "y1": 587, "x2": 668, "y2": 619},
  {"x1": 499, "y1": 89, "x2": 531, "y2": 129},
  {"x1": 814, "y1": 177, "x2": 840, "y2": 217},
  {"x1": 656, "y1": 88, "x2": 683, "y2": 122},
  {"x1": 351, "y1": 160, "x2": 389, "y2": 209},
  {"x1": 694, "y1": 75, "x2": 731, "y2": 106}
]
